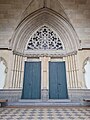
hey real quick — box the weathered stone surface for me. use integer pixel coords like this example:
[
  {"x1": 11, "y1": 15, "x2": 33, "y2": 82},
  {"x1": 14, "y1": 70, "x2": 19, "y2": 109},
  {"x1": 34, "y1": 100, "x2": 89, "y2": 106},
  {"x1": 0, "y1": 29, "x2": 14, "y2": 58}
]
[{"x1": 0, "y1": 0, "x2": 90, "y2": 48}]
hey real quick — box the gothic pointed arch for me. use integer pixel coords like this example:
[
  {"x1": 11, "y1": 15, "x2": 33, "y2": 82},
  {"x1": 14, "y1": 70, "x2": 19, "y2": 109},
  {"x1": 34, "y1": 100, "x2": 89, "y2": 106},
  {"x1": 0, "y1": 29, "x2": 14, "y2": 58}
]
[{"x1": 10, "y1": 7, "x2": 80, "y2": 55}]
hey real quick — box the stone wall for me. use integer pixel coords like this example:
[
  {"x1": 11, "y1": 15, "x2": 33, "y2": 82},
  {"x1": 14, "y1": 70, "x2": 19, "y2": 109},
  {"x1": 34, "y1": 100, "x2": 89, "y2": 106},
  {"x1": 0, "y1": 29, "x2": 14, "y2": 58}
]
[
  {"x1": 60, "y1": 0, "x2": 90, "y2": 45},
  {"x1": 0, "y1": 0, "x2": 90, "y2": 48},
  {"x1": 0, "y1": 89, "x2": 90, "y2": 103},
  {"x1": 0, "y1": 50, "x2": 13, "y2": 88},
  {"x1": 0, "y1": 89, "x2": 22, "y2": 102},
  {"x1": 77, "y1": 50, "x2": 90, "y2": 88},
  {"x1": 68, "y1": 89, "x2": 90, "y2": 102},
  {"x1": 0, "y1": 49, "x2": 90, "y2": 89}
]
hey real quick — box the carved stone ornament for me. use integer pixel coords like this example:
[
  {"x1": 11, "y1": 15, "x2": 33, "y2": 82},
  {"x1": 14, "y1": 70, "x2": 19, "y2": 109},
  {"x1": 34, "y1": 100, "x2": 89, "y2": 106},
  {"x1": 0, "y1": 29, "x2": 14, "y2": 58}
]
[
  {"x1": 0, "y1": 57, "x2": 8, "y2": 73},
  {"x1": 27, "y1": 26, "x2": 63, "y2": 50},
  {"x1": 83, "y1": 57, "x2": 90, "y2": 73}
]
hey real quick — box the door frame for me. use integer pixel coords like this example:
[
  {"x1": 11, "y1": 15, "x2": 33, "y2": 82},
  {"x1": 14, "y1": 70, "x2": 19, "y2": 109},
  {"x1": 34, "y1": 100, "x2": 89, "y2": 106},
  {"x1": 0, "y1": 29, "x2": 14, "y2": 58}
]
[
  {"x1": 48, "y1": 60, "x2": 68, "y2": 99},
  {"x1": 22, "y1": 58, "x2": 41, "y2": 99}
]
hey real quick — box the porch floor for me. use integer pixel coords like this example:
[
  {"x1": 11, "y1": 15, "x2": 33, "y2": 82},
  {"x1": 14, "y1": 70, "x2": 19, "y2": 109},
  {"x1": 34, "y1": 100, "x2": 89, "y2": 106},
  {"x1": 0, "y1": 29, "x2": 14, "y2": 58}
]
[{"x1": 0, "y1": 106, "x2": 90, "y2": 120}]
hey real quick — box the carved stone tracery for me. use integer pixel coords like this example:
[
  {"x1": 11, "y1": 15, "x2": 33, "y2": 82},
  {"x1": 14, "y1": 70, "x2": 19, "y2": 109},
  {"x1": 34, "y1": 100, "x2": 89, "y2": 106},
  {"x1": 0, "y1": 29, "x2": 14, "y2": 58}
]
[{"x1": 27, "y1": 26, "x2": 63, "y2": 50}]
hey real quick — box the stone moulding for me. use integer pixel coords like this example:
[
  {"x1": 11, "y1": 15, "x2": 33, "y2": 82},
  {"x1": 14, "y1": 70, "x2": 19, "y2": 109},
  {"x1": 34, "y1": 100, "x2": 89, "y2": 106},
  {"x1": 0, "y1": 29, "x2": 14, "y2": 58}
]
[
  {"x1": 13, "y1": 50, "x2": 77, "y2": 58},
  {"x1": 10, "y1": 8, "x2": 80, "y2": 55}
]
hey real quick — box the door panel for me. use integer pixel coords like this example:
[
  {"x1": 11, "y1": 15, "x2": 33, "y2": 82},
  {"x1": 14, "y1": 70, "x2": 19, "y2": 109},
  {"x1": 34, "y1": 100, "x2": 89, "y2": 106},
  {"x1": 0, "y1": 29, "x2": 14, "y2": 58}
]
[
  {"x1": 22, "y1": 62, "x2": 41, "y2": 99},
  {"x1": 49, "y1": 62, "x2": 68, "y2": 99}
]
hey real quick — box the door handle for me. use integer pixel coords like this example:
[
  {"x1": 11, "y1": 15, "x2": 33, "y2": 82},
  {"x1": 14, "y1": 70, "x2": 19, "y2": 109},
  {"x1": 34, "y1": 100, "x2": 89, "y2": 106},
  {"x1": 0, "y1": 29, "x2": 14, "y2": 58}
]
[{"x1": 58, "y1": 83, "x2": 61, "y2": 85}]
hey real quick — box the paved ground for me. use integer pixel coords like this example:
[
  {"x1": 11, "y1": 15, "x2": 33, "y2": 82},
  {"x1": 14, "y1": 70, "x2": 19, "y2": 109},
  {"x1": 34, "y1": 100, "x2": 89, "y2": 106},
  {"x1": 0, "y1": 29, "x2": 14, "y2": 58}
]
[{"x1": 0, "y1": 107, "x2": 90, "y2": 120}]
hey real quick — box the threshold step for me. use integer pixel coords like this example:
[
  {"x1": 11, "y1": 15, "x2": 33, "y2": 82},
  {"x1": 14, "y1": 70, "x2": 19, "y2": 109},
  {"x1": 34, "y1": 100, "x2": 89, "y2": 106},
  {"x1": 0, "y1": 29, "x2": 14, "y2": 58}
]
[
  {"x1": 19, "y1": 99, "x2": 71, "y2": 103},
  {"x1": 8, "y1": 102, "x2": 81, "y2": 107}
]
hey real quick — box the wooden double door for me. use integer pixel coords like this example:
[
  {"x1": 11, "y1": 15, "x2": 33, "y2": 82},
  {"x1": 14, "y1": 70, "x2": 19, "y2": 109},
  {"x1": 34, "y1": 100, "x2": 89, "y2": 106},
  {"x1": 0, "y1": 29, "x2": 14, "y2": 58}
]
[
  {"x1": 22, "y1": 61, "x2": 68, "y2": 99},
  {"x1": 49, "y1": 62, "x2": 68, "y2": 99},
  {"x1": 22, "y1": 62, "x2": 41, "y2": 99}
]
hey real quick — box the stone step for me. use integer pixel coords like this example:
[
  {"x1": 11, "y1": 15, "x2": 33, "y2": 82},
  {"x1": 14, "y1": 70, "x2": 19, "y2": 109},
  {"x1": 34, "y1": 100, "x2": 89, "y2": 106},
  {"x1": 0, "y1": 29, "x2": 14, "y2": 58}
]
[
  {"x1": 8, "y1": 100, "x2": 82, "y2": 107},
  {"x1": 19, "y1": 99, "x2": 71, "y2": 103}
]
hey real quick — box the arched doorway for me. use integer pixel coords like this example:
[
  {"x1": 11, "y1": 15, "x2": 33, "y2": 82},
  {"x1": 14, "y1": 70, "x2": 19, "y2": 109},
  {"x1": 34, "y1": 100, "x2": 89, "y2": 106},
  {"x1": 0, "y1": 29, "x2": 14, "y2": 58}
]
[
  {"x1": 21, "y1": 25, "x2": 68, "y2": 99},
  {"x1": 10, "y1": 8, "x2": 79, "y2": 100}
]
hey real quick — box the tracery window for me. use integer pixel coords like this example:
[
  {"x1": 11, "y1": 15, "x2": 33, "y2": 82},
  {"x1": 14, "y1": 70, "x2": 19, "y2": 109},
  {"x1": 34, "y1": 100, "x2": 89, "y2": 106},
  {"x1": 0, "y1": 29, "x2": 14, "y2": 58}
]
[{"x1": 27, "y1": 26, "x2": 63, "y2": 50}]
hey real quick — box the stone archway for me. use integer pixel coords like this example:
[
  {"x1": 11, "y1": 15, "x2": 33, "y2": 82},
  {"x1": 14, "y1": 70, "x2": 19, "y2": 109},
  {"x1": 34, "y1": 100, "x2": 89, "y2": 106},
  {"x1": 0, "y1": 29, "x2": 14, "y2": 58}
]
[
  {"x1": 10, "y1": 8, "x2": 79, "y2": 54},
  {"x1": 21, "y1": 25, "x2": 68, "y2": 100},
  {"x1": 9, "y1": 6, "x2": 80, "y2": 100}
]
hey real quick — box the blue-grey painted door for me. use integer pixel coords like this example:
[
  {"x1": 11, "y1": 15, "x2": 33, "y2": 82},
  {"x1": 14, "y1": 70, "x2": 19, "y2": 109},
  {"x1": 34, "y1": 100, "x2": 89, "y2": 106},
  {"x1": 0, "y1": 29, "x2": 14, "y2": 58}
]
[
  {"x1": 49, "y1": 62, "x2": 68, "y2": 99},
  {"x1": 22, "y1": 62, "x2": 41, "y2": 99}
]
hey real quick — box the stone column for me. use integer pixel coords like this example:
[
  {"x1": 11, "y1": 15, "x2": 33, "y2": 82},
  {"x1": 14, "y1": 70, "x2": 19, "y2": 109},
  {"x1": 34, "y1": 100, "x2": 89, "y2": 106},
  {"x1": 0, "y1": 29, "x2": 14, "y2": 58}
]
[{"x1": 40, "y1": 56, "x2": 49, "y2": 101}]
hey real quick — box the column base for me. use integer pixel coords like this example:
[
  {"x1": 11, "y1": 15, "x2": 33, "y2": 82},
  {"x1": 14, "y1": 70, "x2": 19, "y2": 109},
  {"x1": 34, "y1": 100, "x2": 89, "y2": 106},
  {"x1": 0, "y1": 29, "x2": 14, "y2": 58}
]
[{"x1": 41, "y1": 89, "x2": 49, "y2": 101}]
